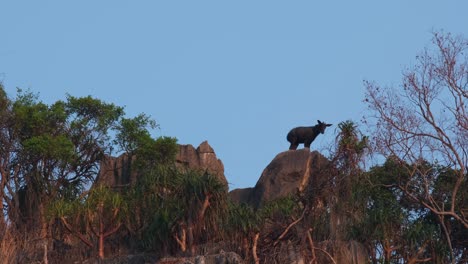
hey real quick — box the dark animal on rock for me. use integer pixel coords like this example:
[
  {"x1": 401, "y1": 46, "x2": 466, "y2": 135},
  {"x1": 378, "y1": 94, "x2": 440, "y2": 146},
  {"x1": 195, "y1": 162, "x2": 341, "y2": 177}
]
[{"x1": 287, "y1": 120, "x2": 332, "y2": 150}]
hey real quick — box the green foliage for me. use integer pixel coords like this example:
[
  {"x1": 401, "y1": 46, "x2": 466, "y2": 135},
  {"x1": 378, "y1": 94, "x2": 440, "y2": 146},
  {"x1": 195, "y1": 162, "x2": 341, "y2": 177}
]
[
  {"x1": 86, "y1": 186, "x2": 126, "y2": 213},
  {"x1": 347, "y1": 157, "x2": 457, "y2": 263},
  {"x1": 0, "y1": 84, "x2": 10, "y2": 115},
  {"x1": 65, "y1": 95, "x2": 124, "y2": 131},
  {"x1": 114, "y1": 114, "x2": 179, "y2": 169},
  {"x1": 23, "y1": 134, "x2": 75, "y2": 163},
  {"x1": 224, "y1": 196, "x2": 300, "y2": 241},
  {"x1": 135, "y1": 136, "x2": 178, "y2": 167},
  {"x1": 114, "y1": 114, "x2": 178, "y2": 168},
  {"x1": 48, "y1": 198, "x2": 81, "y2": 219},
  {"x1": 334, "y1": 120, "x2": 368, "y2": 172},
  {"x1": 3, "y1": 73, "x2": 464, "y2": 262},
  {"x1": 114, "y1": 114, "x2": 156, "y2": 153},
  {"x1": 141, "y1": 208, "x2": 174, "y2": 250},
  {"x1": 50, "y1": 185, "x2": 127, "y2": 222},
  {"x1": 226, "y1": 202, "x2": 259, "y2": 235},
  {"x1": 349, "y1": 166, "x2": 406, "y2": 244},
  {"x1": 13, "y1": 100, "x2": 51, "y2": 138},
  {"x1": 127, "y1": 164, "x2": 228, "y2": 252},
  {"x1": 176, "y1": 170, "x2": 227, "y2": 221},
  {"x1": 337, "y1": 120, "x2": 368, "y2": 155},
  {"x1": 260, "y1": 196, "x2": 299, "y2": 221},
  {"x1": 125, "y1": 164, "x2": 180, "y2": 244},
  {"x1": 432, "y1": 167, "x2": 468, "y2": 214},
  {"x1": 0, "y1": 86, "x2": 175, "y2": 243}
]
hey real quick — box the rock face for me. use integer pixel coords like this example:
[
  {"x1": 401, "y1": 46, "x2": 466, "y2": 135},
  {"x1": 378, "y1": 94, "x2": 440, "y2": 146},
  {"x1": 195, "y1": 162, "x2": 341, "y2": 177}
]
[
  {"x1": 176, "y1": 141, "x2": 228, "y2": 190},
  {"x1": 95, "y1": 153, "x2": 135, "y2": 187},
  {"x1": 229, "y1": 149, "x2": 331, "y2": 208},
  {"x1": 95, "y1": 141, "x2": 228, "y2": 190},
  {"x1": 228, "y1": 187, "x2": 253, "y2": 204}
]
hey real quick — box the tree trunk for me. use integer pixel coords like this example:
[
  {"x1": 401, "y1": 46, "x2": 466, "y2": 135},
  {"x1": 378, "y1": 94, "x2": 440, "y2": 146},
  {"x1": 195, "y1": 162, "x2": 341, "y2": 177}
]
[
  {"x1": 242, "y1": 237, "x2": 250, "y2": 260},
  {"x1": 307, "y1": 229, "x2": 317, "y2": 264},
  {"x1": 383, "y1": 244, "x2": 392, "y2": 262},
  {"x1": 188, "y1": 224, "x2": 195, "y2": 256},
  {"x1": 174, "y1": 226, "x2": 187, "y2": 252},
  {"x1": 39, "y1": 203, "x2": 49, "y2": 264},
  {"x1": 197, "y1": 194, "x2": 211, "y2": 223},
  {"x1": 99, "y1": 234, "x2": 105, "y2": 260},
  {"x1": 0, "y1": 198, "x2": 5, "y2": 238},
  {"x1": 406, "y1": 242, "x2": 431, "y2": 264},
  {"x1": 382, "y1": 241, "x2": 402, "y2": 264},
  {"x1": 252, "y1": 232, "x2": 260, "y2": 264},
  {"x1": 99, "y1": 216, "x2": 105, "y2": 259},
  {"x1": 0, "y1": 167, "x2": 6, "y2": 239}
]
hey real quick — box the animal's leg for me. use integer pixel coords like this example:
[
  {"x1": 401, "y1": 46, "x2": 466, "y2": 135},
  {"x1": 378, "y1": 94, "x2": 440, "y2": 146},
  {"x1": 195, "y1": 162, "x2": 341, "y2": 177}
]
[
  {"x1": 304, "y1": 141, "x2": 312, "y2": 149},
  {"x1": 289, "y1": 143, "x2": 299, "y2": 150}
]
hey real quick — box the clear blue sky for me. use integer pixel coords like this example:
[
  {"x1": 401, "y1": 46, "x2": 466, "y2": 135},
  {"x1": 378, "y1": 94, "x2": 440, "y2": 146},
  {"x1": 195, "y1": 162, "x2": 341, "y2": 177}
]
[{"x1": 1, "y1": 1, "x2": 467, "y2": 190}]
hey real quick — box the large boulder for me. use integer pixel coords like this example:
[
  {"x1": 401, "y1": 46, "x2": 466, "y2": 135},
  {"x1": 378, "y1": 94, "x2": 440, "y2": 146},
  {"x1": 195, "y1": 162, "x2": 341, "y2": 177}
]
[
  {"x1": 228, "y1": 187, "x2": 253, "y2": 205},
  {"x1": 229, "y1": 149, "x2": 331, "y2": 208},
  {"x1": 96, "y1": 141, "x2": 228, "y2": 190}
]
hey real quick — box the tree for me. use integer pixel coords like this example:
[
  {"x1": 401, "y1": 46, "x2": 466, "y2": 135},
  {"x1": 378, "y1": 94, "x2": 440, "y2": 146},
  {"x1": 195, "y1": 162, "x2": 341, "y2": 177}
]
[
  {"x1": 51, "y1": 185, "x2": 127, "y2": 260},
  {"x1": 125, "y1": 157, "x2": 227, "y2": 256},
  {"x1": 171, "y1": 170, "x2": 227, "y2": 255},
  {"x1": 330, "y1": 121, "x2": 367, "y2": 241},
  {"x1": 325, "y1": 121, "x2": 369, "y2": 263},
  {"x1": 0, "y1": 84, "x2": 15, "y2": 235},
  {"x1": 352, "y1": 158, "x2": 453, "y2": 263},
  {"x1": 9, "y1": 92, "x2": 124, "y2": 223},
  {"x1": 125, "y1": 164, "x2": 182, "y2": 253},
  {"x1": 364, "y1": 31, "x2": 468, "y2": 263},
  {"x1": 224, "y1": 196, "x2": 300, "y2": 263},
  {"x1": 0, "y1": 86, "x2": 185, "y2": 261},
  {"x1": 0, "y1": 87, "x2": 140, "y2": 262},
  {"x1": 224, "y1": 201, "x2": 260, "y2": 261}
]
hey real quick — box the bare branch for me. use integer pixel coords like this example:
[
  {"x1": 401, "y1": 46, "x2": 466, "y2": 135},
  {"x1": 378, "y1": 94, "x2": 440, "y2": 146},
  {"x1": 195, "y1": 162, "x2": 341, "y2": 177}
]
[
  {"x1": 60, "y1": 217, "x2": 93, "y2": 248},
  {"x1": 273, "y1": 209, "x2": 306, "y2": 246}
]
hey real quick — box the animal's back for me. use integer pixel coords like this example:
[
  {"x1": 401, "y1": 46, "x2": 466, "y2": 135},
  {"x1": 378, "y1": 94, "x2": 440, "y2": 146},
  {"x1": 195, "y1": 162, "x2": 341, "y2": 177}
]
[{"x1": 287, "y1": 126, "x2": 308, "y2": 142}]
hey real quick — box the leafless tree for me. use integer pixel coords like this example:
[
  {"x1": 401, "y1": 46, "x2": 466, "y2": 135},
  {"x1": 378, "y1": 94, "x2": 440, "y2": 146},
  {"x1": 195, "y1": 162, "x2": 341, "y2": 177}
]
[{"x1": 364, "y1": 31, "x2": 467, "y2": 262}]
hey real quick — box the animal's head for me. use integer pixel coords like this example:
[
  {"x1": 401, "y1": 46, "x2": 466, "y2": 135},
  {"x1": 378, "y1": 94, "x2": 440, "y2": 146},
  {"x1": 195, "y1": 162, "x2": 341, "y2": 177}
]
[{"x1": 317, "y1": 120, "x2": 332, "y2": 134}]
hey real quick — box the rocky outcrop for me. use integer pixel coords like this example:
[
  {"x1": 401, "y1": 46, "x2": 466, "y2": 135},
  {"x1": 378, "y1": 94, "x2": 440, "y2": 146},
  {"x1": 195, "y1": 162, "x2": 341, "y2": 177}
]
[
  {"x1": 176, "y1": 141, "x2": 228, "y2": 190},
  {"x1": 229, "y1": 149, "x2": 331, "y2": 208},
  {"x1": 95, "y1": 141, "x2": 228, "y2": 190},
  {"x1": 228, "y1": 187, "x2": 253, "y2": 204},
  {"x1": 95, "y1": 153, "x2": 135, "y2": 187}
]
